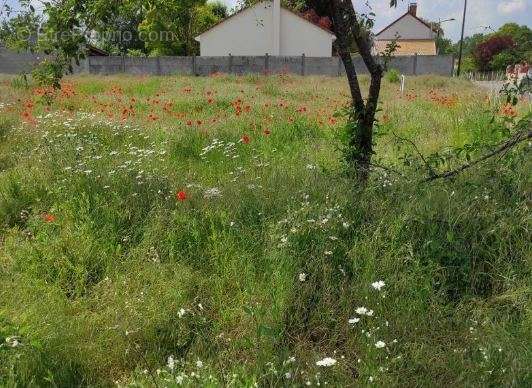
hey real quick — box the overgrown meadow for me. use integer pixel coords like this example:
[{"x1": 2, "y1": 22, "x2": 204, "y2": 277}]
[{"x1": 0, "y1": 73, "x2": 530, "y2": 387}]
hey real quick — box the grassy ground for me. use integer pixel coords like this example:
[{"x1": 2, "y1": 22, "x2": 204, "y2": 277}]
[{"x1": 0, "y1": 74, "x2": 530, "y2": 387}]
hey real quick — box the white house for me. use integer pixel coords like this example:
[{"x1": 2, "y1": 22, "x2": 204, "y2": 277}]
[
  {"x1": 195, "y1": 0, "x2": 336, "y2": 57},
  {"x1": 374, "y1": 3, "x2": 437, "y2": 56}
]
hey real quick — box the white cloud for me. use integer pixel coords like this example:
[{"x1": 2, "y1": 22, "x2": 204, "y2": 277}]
[{"x1": 497, "y1": 0, "x2": 526, "y2": 14}]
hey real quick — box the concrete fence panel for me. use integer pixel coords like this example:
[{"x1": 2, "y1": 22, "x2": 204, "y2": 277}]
[
  {"x1": 416, "y1": 55, "x2": 455, "y2": 76},
  {"x1": 269, "y1": 56, "x2": 304, "y2": 75},
  {"x1": 388, "y1": 56, "x2": 415, "y2": 75},
  {"x1": 304, "y1": 57, "x2": 340, "y2": 77},
  {"x1": 195, "y1": 56, "x2": 231, "y2": 75},
  {"x1": 231, "y1": 56, "x2": 267, "y2": 75},
  {"x1": 124, "y1": 57, "x2": 159, "y2": 75},
  {"x1": 159, "y1": 56, "x2": 194, "y2": 76},
  {"x1": 88, "y1": 56, "x2": 123, "y2": 75},
  {"x1": 350, "y1": 57, "x2": 370, "y2": 75},
  {"x1": 0, "y1": 49, "x2": 455, "y2": 77},
  {"x1": 0, "y1": 48, "x2": 43, "y2": 74}
]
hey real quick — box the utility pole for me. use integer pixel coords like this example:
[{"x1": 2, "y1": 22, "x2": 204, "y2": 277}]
[
  {"x1": 435, "y1": 19, "x2": 442, "y2": 55},
  {"x1": 457, "y1": 0, "x2": 468, "y2": 76}
]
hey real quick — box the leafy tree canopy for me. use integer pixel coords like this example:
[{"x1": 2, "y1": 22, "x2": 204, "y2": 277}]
[
  {"x1": 454, "y1": 23, "x2": 532, "y2": 72},
  {"x1": 0, "y1": 0, "x2": 228, "y2": 57}
]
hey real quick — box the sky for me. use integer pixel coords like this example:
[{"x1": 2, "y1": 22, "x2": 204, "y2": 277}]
[
  {"x1": 222, "y1": 0, "x2": 532, "y2": 42},
  {"x1": 3, "y1": 0, "x2": 532, "y2": 42}
]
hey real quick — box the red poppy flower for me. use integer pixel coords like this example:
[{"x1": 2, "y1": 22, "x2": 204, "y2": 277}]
[
  {"x1": 42, "y1": 213, "x2": 56, "y2": 223},
  {"x1": 500, "y1": 104, "x2": 517, "y2": 118},
  {"x1": 176, "y1": 191, "x2": 187, "y2": 201},
  {"x1": 241, "y1": 135, "x2": 251, "y2": 144}
]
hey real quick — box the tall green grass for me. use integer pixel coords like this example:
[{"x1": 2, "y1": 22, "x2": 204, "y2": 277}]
[{"x1": 0, "y1": 74, "x2": 530, "y2": 387}]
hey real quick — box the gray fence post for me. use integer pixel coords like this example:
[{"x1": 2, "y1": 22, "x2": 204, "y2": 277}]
[
  {"x1": 192, "y1": 55, "x2": 196, "y2": 76},
  {"x1": 265, "y1": 53, "x2": 269, "y2": 74},
  {"x1": 156, "y1": 56, "x2": 162, "y2": 76},
  {"x1": 85, "y1": 57, "x2": 90, "y2": 74},
  {"x1": 412, "y1": 53, "x2": 418, "y2": 76},
  {"x1": 301, "y1": 53, "x2": 306, "y2": 76},
  {"x1": 337, "y1": 57, "x2": 342, "y2": 77},
  {"x1": 121, "y1": 55, "x2": 126, "y2": 73},
  {"x1": 451, "y1": 54, "x2": 455, "y2": 76},
  {"x1": 228, "y1": 53, "x2": 233, "y2": 74}
]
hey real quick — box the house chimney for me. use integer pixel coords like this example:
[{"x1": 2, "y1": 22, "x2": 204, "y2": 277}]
[
  {"x1": 408, "y1": 2, "x2": 417, "y2": 16},
  {"x1": 272, "y1": 0, "x2": 281, "y2": 55}
]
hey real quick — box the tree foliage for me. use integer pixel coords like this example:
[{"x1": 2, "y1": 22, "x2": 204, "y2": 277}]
[
  {"x1": 473, "y1": 35, "x2": 516, "y2": 71},
  {"x1": 0, "y1": 10, "x2": 41, "y2": 52},
  {"x1": 436, "y1": 36, "x2": 453, "y2": 55},
  {"x1": 139, "y1": 0, "x2": 224, "y2": 56},
  {"x1": 455, "y1": 23, "x2": 532, "y2": 72},
  {"x1": 0, "y1": 0, "x2": 227, "y2": 57}
]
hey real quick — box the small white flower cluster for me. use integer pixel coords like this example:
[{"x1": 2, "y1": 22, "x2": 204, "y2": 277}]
[
  {"x1": 162, "y1": 355, "x2": 207, "y2": 385},
  {"x1": 229, "y1": 166, "x2": 246, "y2": 183},
  {"x1": 316, "y1": 357, "x2": 336, "y2": 367},
  {"x1": 252, "y1": 154, "x2": 270, "y2": 168},
  {"x1": 346, "y1": 279, "x2": 399, "y2": 383},
  {"x1": 200, "y1": 138, "x2": 238, "y2": 159},
  {"x1": 355, "y1": 306, "x2": 374, "y2": 316},
  {"x1": 3, "y1": 336, "x2": 22, "y2": 348},
  {"x1": 276, "y1": 200, "x2": 349, "y2": 257},
  {"x1": 375, "y1": 171, "x2": 396, "y2": 189},
  {"x1": 25, "y1": 113, "x2": 176, "y2": 199},
  {"x1": 203, "y1": 187, "x2": 222, "y2": 199},
  {"x1": 371, "y1": 280, "x2": 385, "y2": 291}
]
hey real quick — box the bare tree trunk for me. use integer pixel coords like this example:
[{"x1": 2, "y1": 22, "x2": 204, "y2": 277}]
[{"x1": 329, "y1": 0, "x2": 384, "y2": 183}]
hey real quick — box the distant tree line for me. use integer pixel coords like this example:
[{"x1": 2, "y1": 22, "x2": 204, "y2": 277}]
[{"x1": 436, "y1": 23, "x2": 531, "y2": 72}]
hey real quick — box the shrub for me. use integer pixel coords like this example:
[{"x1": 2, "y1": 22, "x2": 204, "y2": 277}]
[
  {"x1": 385, "y1": 68, "x2": 401, "y2": 83},
  {"x1": 490, "y1": 51, "x2": 519, "y2": 71},
  {"x1": 126, "y1": 49, "x2": 147, "y2": 57},
  {"x1": 31, "y1": 59, "x2": 65, "y2": 89},
  {"x1": 473, "y1": 35, "x2": 516, "y2": 71}
]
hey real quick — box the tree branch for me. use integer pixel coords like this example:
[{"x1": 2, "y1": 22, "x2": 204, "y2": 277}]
[
  {"x1": 343, "y1": 3, "x2": 383, "y2": 129},
  {"x1": 369, "y1": 162, "x2": 405, "y2": 177},
  {"x1": 424, "y1": 129, "x2": 532, "y2": 182},
  {"x1": 330, "y1": 0, "x2": 365, "y2": 114},
  {"x1": 392, "y1": 131, "x2": 437, "y2": 177}
]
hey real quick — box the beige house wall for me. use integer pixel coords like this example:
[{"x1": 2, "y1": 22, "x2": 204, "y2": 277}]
[{"x1": 375, "y1": 40, "x2": 436, "y2": 56}]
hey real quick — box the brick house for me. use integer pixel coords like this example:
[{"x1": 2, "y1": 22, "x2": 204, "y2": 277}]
[{"x1": 374, "y1": 2, "x2": 436, "y2": 56}]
